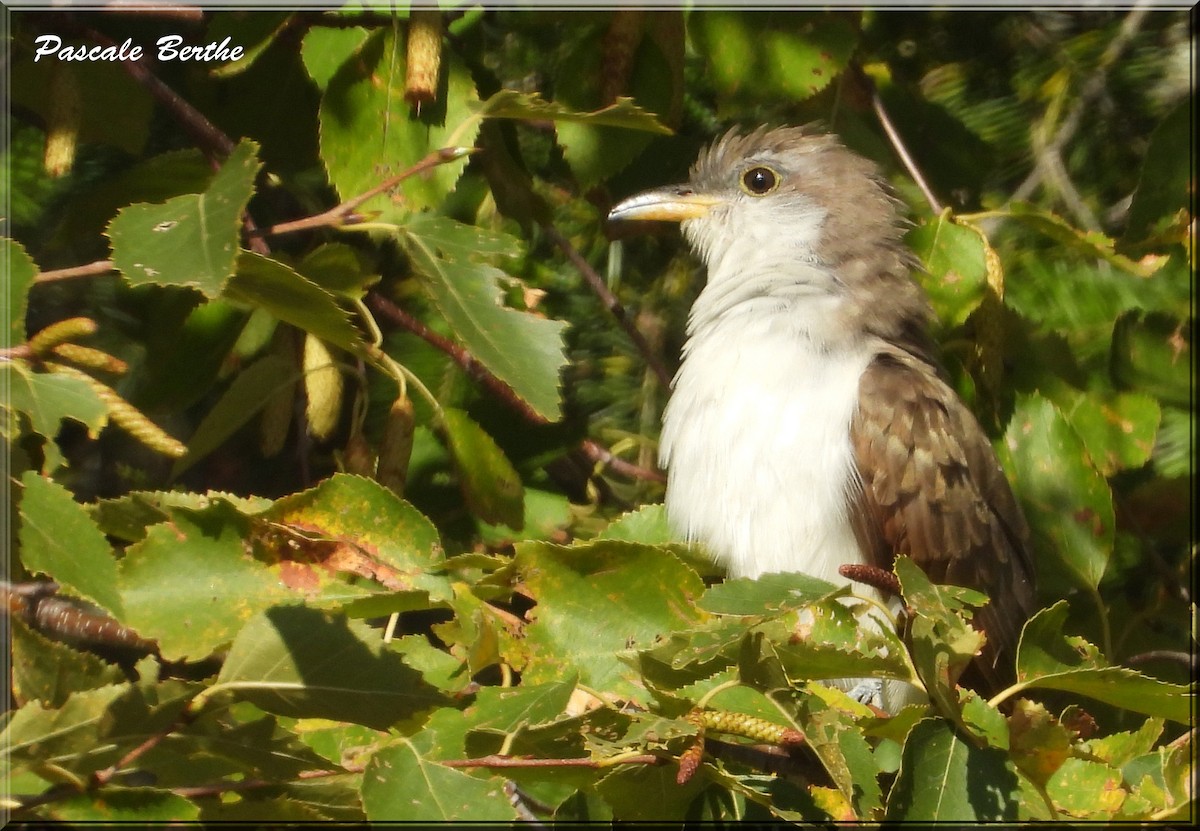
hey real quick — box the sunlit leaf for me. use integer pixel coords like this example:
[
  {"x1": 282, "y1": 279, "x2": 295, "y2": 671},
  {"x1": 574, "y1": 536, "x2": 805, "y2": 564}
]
[
  {"x1": 886, "y1": 718, "x2": 1020, "y2": 821},
  {"x1": 362, "y1": 738, "x2": 516, "y2": 822},
  {"x1": 908, "y1": 212, "x2": 989, "y2": 330},
  {"x1": 225, "y1": 251, "x2": 364, "y2": 352},
  {"x1": 108, "y1": 140, "x2": 261, "y2": 297},
  {"x1": 4, "y1": 236, "x2": 37, "y2": 340},
  {"x1": 476, "y1": 89, "x2": 672, "y2": 133},
  {"x1": 19, "y1": 470, "x2": 123, "y2": 617},
  {"x1": 319, "y1": 28, "x2": 478, "y2": 220},
  {"x1": 216, "y1": 606, "x2": 448, "y2": 730},
  {"x1": 1001, "y1": 393, "x2": 1114, "y2": 595},
  {"x1": 1013, "y1": 602, "x2": 1191, "y2": 724},
  {"x1": 118, "y1": 501, "x2": 293, "y2": 661},
  {"x1": 516, "y1": 540, "x2": 707, "y2": 702},
  {"x1": 403, "y1": 216, "x2": 567, "y2": 420},
  {"x1": 3, "y1": 361, "x2": 108, "y2": 471}
]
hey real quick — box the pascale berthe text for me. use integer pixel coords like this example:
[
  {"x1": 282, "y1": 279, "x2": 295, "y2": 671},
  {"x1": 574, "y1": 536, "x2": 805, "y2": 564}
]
[{"x1": 33, "y1": 35, "x2": 244, "y2": 63}]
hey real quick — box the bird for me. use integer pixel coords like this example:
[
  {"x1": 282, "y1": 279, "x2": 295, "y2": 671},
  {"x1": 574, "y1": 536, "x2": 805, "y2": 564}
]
[{"x1": 607, "y1": 125, "x2": 1037, "y2": 705}]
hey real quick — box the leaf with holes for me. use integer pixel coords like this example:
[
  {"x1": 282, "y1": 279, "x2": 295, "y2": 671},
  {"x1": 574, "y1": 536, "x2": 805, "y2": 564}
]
[{"x1": 107, "y1": 140, "x2": 260, "y2": 297}]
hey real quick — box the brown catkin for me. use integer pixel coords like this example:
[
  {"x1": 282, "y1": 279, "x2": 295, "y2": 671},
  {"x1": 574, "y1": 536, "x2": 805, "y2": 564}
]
[
  {"x1": 675, "y1": 735, "x2": 705, "y2": 785},
  {"x1": 376, "y1": 394, "x2": 415, "y2": 497},
  {"x1": 405, "y1": 10, "x2": 443, "y2": 107}
]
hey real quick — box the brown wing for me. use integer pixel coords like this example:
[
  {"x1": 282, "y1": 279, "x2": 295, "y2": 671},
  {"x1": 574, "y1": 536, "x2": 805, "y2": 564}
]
[{"x1": 850, "y1": 347, "x2": 1036, "y2": 694}]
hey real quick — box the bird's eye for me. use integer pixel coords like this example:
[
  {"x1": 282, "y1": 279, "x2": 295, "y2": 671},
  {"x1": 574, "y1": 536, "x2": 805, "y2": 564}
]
[{"x1": 741, "y1": 166, "x2": 778, "y2": 196}]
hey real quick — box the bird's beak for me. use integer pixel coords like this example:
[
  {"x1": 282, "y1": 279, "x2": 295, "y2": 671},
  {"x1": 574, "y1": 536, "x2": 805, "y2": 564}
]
[{"x1": 607, "y1": 186, "x2": 721, "y2": 224}]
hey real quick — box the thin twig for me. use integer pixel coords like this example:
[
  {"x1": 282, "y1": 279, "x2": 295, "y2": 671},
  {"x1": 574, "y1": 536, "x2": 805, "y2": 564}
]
[
  {"x1": 869, "y1": 84, "x2": 943, "y2": 215},
  {"x1": 441, "y1": 753, "x2": 660, "y2": 769},
  {"x1": 1010, "y1": 2, "x2": 1151, "y2": 212},
  {"x1": 366, "y1": 292, "x2": 545, "y2": 425},
  {"x1": 260, "y1": 147, "x2": 475, "y2": 237},
  {"x1": 75, "y1": 24, "x2": 235, "y2": 159},
  {"x1": 33, "y1": 259, "x2": 116, "y2": 284},
  {"x1": 540, "y1": 222, "x2": 673, "y2": 390}
]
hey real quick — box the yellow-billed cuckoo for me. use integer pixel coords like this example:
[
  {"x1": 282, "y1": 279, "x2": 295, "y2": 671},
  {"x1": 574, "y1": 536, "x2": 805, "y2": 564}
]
[{"x1": 608, "y1": 126, "x2": 1036, "y2": 703}]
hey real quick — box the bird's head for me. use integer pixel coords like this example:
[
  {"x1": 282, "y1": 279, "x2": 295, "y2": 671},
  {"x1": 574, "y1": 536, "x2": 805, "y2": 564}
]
[{"x1": 608, "y1": 125, "x2": 930, "y2": 348}]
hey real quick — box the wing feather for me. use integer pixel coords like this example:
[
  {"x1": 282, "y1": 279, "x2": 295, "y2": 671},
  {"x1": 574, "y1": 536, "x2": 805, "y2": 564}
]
[{"x1": 850, "y1": 348, "x2": 1036, "y2": 693}]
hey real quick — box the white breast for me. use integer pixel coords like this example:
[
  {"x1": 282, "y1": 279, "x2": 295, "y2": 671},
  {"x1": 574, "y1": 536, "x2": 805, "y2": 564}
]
[{"x1": 660, "y1": 305, "x2": 873, "y2": 583}]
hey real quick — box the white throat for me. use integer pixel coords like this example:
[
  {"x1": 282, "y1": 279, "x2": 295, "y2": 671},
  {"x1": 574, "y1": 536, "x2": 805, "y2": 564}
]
[{"x1": 661, "y1": 210, "x2": 873, "y2": 585}]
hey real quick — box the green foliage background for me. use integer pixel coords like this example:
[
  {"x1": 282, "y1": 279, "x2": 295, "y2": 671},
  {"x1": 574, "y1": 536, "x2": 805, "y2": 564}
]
[{"x1": 2, "y1": 4, "x2": 1194, "y2": 823}]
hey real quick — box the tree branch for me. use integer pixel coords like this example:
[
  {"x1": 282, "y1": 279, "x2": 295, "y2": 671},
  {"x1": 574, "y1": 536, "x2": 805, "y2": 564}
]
[
  {"x1": 365, "y1": 292, "x2": 665, "y2": 483},
  {"x1": 541, "y1": 222, "x2": 673, "y2": 390}
]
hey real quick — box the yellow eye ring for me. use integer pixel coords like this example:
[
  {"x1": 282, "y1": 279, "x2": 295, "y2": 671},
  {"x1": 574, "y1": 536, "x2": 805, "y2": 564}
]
[{"x1": 741, "y1": 166, "x2": 779, "y2": 196}]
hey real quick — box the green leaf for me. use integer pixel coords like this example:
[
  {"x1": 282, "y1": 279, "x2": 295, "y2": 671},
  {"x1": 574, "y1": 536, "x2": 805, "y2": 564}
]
[
  {"x1": 596, "y1": 504, "x2": 675, "y2": 543},
  {"x1": 1000, "y1": 202, "x2": 1166, "y2": 278},
  {"x1": 107, "y1": 139, "x2": 261, "y2": 297},
  {"x1": 19, "y1": 470, "x2": 123, "y2": 618},
  {"x1": 440, "y1": 407, "x2": 524, "y2": 530},
  {"x1": 595, "y1": 763, "x2": 708, "y2": 821},
  {"x1": 804, "y1": 698, "x2": 882, "y2": 819},
  {"x1": 0, "y1": 684, "x2": 130, "y2": 777},
  {"x1": 225, "y1": 251, "x2": 363, "y2": 352},
  {"x1": 403, "y1": 216, "x2": 568, "y2": 420},
  {"x1": 1062, "y1": 390, "x2": 1160, "y2": 476},
  {"x1": 907, "y1": 213, "x2": 989, "y2": 330},
  {"x1": 1046, "y1": 757, "x2": 1127, "y2": 818},
  {"x1": 691, "y1": 11, "x2": 856, "y2": 113},
  {"x1": 1013, "y1": 602, "x2": 1192, "y2": 724},
  {"x1": 3, "y1": 361, "x2": 108, "y2": 471},
  {"x1": 4, "y1": 236, "x2": 37, "y2": 341},
  {"x1": 1111, "y1": 310, "x2": 1190, "y2": 408},
  {"x1": 170, "y1": 353, "x2": 297, "y2": 478},
  {"x1": 261, "y1": 473, "x2": 449, "y2": 602},
  {"x1": 300, "y1": 25, "x2": 370, "y2": 92},
  {"x1": 516, "y1": 540, "x2": 707, "y2": 702},
  {"x1": 1122, "y1": 98, "x2": 1192, "y2": 249},
  {"x1": 478, "y1": 487, "x2": 571, "y2": 545},
  {"x1": 699, "y1": 571, "x2": 841, "y2": 616},
  {"x1": 92, "y1": 490, "x2": 271, "y2": 544},
  {"x1": 361, "y1": 738, "x2": 516, "y2": 822},
  {"x1": 885, "y1": 718, "x2": 1020, "y2": 821},
  {"x1": 762, "y1": 601, "x2": 916, "y2": 686},
  {"x1": 9, "y1": 616, "x2": 125, "y2": 707},
  {"x1": 960, "y1": 689, "x2": 1009, "y2": 749},
  {"x1": 47, "y1": 788, "x2": 200, "y2": 823},
  {"x1": 295, "y1": 242, "x2": 379, "y2": 300},
  {"x1": 215, "y1": 606, "x2": 448, "y2": 731},
  {"x1": 118, "y1": 501, "x2": 295, "y2": 661},
  {"x1": 319, "y1": 28, "x2": 479, "y2": 220},
  {"x1": 553, "y1": 22, "x2": 678, "y2": 187},
  {"x1": 1002, "y1": 393, "x2": 1114, "y2": 594},
  {"x1": 207, "y1": 11, "x2": 293, "y2": 78}
]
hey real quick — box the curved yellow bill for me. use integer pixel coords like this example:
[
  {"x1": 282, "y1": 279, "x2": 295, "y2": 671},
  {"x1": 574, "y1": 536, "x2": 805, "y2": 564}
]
[{"x1": 607, "y1": 187, "x2": 721, "y2": 223}]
